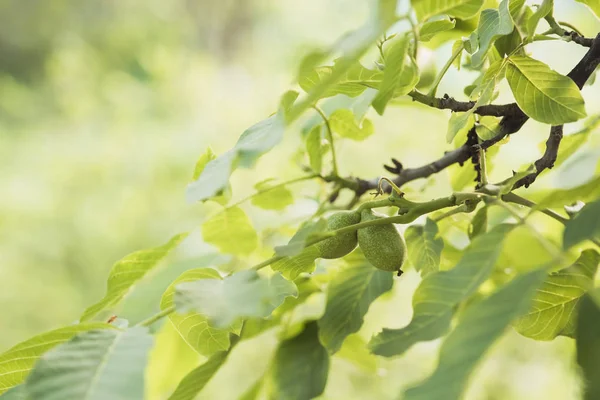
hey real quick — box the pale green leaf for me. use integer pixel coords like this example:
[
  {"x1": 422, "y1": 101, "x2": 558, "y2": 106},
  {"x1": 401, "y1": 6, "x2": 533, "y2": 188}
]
[
  {"x1": 372, "y1": 35, "x2": 411, "y2": 114},
  {"x1": 452, "y1": 40, "x2": 464, "y2": 70},
  {"x1": 81, "y1": 233, "x2": 188, "y2": 321},
  {"x1": 0, "y1": 386, "x2": 25, "y2": 399},
  {"x1": 369, "y1": 224, "x2": 515, "y2": 357},
  {"x1": 550, "y1": 116, "x2": 599, "y2": 169},
  {"x1": 471, "y1": 0, "x2": 514, "y2": 67},
  {"x1": 329, "y1": 109, "x2": 374, "y2": 141},
  {"x1": 167, "y1": 351, "x2": 228, "y2": 400},
  {"x1": 270, "y1": 321, "x2": 329, "y2": 400},
  {"x1": 526, "y1": 0, "x2": 553, "y2": 39},
  {"x1": 25, "y1": 328, "x2": 153, "y2": 400},
  {"x1": 506, "y1": 56, "x2": 586, "y2": 124},
  {"x1": 274, "y1": 219, "x2": 328, "y2": 257},
  {"x1": 535, "y1": 175, "x2": 600, "y2": 209},
  {"x1": 299, "y1": 62, "x2": 383, "y2": 99},
  {"x1": 336, "y1": 334, "x2": 378, "y2": 373},
  {"x1": 192, "y1": 146, "x2": 216, "y2": 181},
  {"x1": 239, "y1": 378, "x2": 263, "y2": 400},
  {"x1": 446, "y1": 111, "x2": 475, "y2": 143},
  {"x1": 305, "y1": 125, "x2": 324, "y2": 173},
  {"x1": 563, "y1": 200, "x2": 600, "y2": 249},
  {"x1": 0, "y1": 323, "x2": 115, "y2": 395},
  {"x1": 576, "y1": 0, "x2": 600, "y2": 19},
  {"x1": 514, "y1": 250, "x2": 599, "y2": 340},
  {"x1": 271, "y1": 246, "x2": 321, "y2": 280},
  {"x1": 468, "y1": 206, "x2": 488, "y2": 239},
  {"x1": 412, "y1": 0, "x2": 485, "y2": 21},
  {"x1": 185, "y1": 149, "x2": 237, "y2": 203},
  {"x1": 405, "y1": 218, "x2": 444, "y2": 276},
  {"x1": 160, "y1": 268, "x2": 238, "y2": 357},
  {"x1": 202, "y1": 206, "x2": 258, "y2": 256},
  {"x1": 576, "y1": 288, "x2": 600, "y2": 400},
  {"x1": 235, "y1": 112, "x2": 286, "y2": 168},
  {"x1": 175, "y1": 270, "x2": 297, "y2": 328},
  {"x1": 419, "y1": 17, "x2": 456, "y2": 42},
  {"x1": 475, "y1": 116, "x2": 501, "y2": 140},
  {"x1": 403, "y1": 268, "x2": 546, "y2": 400},
  {"x1": 318, "y1": 257, "x2": 393, "y2": 353},
  {"x1": 251, "y1": 180, "x2": 294, "y2": 211}
]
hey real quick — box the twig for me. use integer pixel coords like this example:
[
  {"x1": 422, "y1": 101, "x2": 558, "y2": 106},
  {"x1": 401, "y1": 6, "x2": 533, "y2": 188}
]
[
  {"x1": 408, "y1": 91, "x2": 522, "y2": 117},
  {"x1": 313, "y1": 106, "x2": 339, "y2": 176},
  {"x1": 514, "y1": 125, "x2": 564, "y2": 189}
]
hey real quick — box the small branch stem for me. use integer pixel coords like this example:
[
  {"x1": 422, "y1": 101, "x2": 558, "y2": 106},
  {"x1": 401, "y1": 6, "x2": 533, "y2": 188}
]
[
  {"x1": 229, "y1": 174, "x2": 319, "y2": 209},
  {"x1": 313, "y1": 106, "x2": 339, "y2": 176},
  {"x1": 137, "y1": 306, "x2": 175, "y2": 327}
]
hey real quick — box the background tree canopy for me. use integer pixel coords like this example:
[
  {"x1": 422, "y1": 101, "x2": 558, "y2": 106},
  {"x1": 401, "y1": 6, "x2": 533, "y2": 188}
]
[{"x1": 1, "y1": 0, "x2": 600, "y2": 399}]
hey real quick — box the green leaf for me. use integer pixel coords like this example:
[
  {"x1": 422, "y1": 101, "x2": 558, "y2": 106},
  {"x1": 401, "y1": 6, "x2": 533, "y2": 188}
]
[
  {"x1": 235, "y1": 112, "x2": 286, "y2": 168},
  {"x1": 369, "y1": 224, "x2": 515, "y2": 357},
  {"x1": 167, "y1": 351, "x2": 228, "y2": 400},
  {"x1": 404, "y1": 218, "x2": 444, "y2": 276},
  {"x1": 452, "y1": 39, "x2": 464, "y2": 70},
  {"x1": 526, "y1": 0, "x2": 553, "y2": 39},
  {"x1": 239, "y1": 378, "x2": 263, "y2": 400},
  {"x1": 419, "y1": 16, "x2": 456, "y2": 42},
  {"x1": 202, "y1": 206, "x2": 258, "y2": 256},
  {"x1": 0, "y1": 323, "x2": 115, "y2": 395},
  {"x1": 475, "y1": 116, "x2": 501, "y2": 140},
  {"x1": 329, "y1": 109, "x2": 374, "y2": 141},
  {"x1": 250, "y1": 179, "x2": 294, "y2": 211},
  {"x1": 412, "y1": 0, "x2": 485, "y2": 21},
  {"x1": 25, "y1": 328, "x2": 153, "y2": 400},
  {"x1": 270, "y1": 321, "x2": 329, "y2": 400},
  {"x1": 446, "y1": 111, "x2": 475, "y2": 143},
  {"x1": 535, "y1": 175, "x2": 600, "y2": 209},
  {"x1": 175, "y1": 270, "x2": 297, "y2": 328},
  {"x1": 0, "y1": 386, "x2": 25, "y2": 400},
  {"x1": 576, "y1": 0, "x2": 600, "y2": 19},
  {"x1": 563, "y1": 200, "x2": 600, "y2": 249},
  {"x1": 506, "y1": 55, "x2": 586, "y2": 124},
  {"x1": 403, "y1": 268, "x2": 546, "y2": 400},
  {"x1": 274, "y1": 219, "x2": 328, "y2": 257},
  {"x1": 514, "y1": 250, "x2": 600, "y2": 340},
  {"x1": 336, "y1": 334, "x2": 378, "y2": 372},
  {"x1": 468, "y1": 206, "x2": 488, "y2": 239},
  {"x1": 160, "y1": 268, "x2": 238, "y2": 357},
  {"x1": 81, "y1": 233, "x2": 188, "y2": 321},
  {"x1": 192, "y1": 146, "x2": 216, "y2": 181},
  {"x1": 318, "y1": 257, "x2": 394, "y2": 353},
  {"x1": 299, "y1": 62, "x2": 383, "y2": 99},
  {"x1": 471, "y1": 0, "x2": 514, "y2": 67},
  {"x1": 305, "y1": 125, "x2": 324, "y2": 173},
  {"x1": 271, "y1": 246, "x2": 321, "y2": 280},
  {"x1": 372, "y1": 35, "x2": 412, "y2": 114},
  {"x1": 185, "y1": 149, "x2": 237, "y2": 203},
  {"x1": 576, "y1": 288, "x2": 600, "y2": 400}
]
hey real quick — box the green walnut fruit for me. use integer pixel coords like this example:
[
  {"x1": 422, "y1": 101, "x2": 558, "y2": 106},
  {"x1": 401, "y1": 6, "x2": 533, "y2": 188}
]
[
  {"x1": 357, "y1": 209, "x2": 407, "y2": 272},
  {"x1": 316, "y1": 211, "x2": 361, "y2": 259}
]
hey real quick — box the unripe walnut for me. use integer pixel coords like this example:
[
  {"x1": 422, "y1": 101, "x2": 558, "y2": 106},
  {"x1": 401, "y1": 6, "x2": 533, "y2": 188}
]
[
  {"x1": 357, "y1": 209, "x2": 406, "y2": 272},
  {"x1": 316, "y1": 211, "x2": 361, "y2": 259}
]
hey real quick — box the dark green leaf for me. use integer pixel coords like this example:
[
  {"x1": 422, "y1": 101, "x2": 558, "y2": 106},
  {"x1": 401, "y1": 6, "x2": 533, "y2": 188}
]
[
  {"x1": 168, "y1": 351, "x2": 228, "y2": 400},
  {"x1": 369, "y1": 224, "x2": 515, "y2": 357},
  {"x1": 563, "y1": 200, "x2": 600, "y2": 249},
  {"x1": 318, "y1": 256, "x2": 393, "y2": 353},
  {"x1": 175, "y1": 271, "x2": 297, "y2": 328},
  {"x1": 270, "y1": 321, "x2": 329, "y2": 400},
  {"x1": 202, "y1": 206, "x2": 258, "y2": 256},
  {"x1": 514, "y1": 250, "x2": 600, "y2": 340},
  {"x1": 25, "y1": 328, "x2": 153, "y2": 400},
  {"x1": 404, "y1": 218, "x2": 444, "y2": 276},
  {"x1": 403, "y1": 268, "x2": 546, "y2": 400},
  {"x1": 81, "y1": 233, "x2": 188, "y2": 321}
]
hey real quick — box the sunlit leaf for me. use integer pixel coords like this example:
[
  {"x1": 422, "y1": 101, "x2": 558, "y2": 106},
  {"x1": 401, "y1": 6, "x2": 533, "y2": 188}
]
[
  {"x1": 0, "y1": 323, "x2": 115, "y2": 395},
  {"x1": 403, "y1": 268, "x2": 546, "y2": 400},
  {"x1": 514, "y1": 250, "x2": 599, "y2": 340},
  {"x1": 412, "y1": 0, "x2": 485, "y2": 22},
  {"x1": 318, "y1": 256, "x2": 393, "y2": 353},
  {"x1": 576, "y1": 288, "x2": 600, "y2": 400},
  {"x1": 506, "y1": 56, "x2": 586, "y2": 124},
  {"x1": 167, "y1": 351, "x2": 228, "y2": 400},
  {"x1": 563, "y1": 200, "x2": 600, "y2": 249},
  {"x1": 526, "y1": 0, "x2": 553, "y2": 39},
  {"x1": 475, "y1": 116, "x2": 501, "y2": 140},
  {"x1": 336, "y1": 334, "x2": 378, "y2": 372},
  {"x1": 25, "y1": 328, "x2": 153, "y2": 400},
  {"x1": 471, "y1": 0, "x2": 514, "y2": 67},
  {"x1": 576, "y1": 0, "x2": 600, "y2": 19},
  {"x1": 160, "y1": 268, "x2": 238, "y2": 357},
  {"x1": 185, "y1": 150, "x2": 237, "y2": 203},
  {"x1": 192, "y1": 146, "x2": 216, "y2": 181},
  {"x1": 81, "y1": 233, "x2": 188, "y2": 321},
  {"x1": 329, "y1": 109, "x2": 374, "y2": 141},
  {"x1": 202, "y1": 206, "x2": 258, "y2": 256},
  {"x1": 405, "y1": 218, "x2": 444, "y2": 276},
  {"x1": 251, "y1": 179, "x2": 294, "y2": 211},
  {"x1": 306, "y1": 125, "x2": 324, "y2": 173},
  {"x1": 419, "y1": 17, "x2": 456, "y2": 42},
  {"x1": 175, "y1": 270, "x2": 297, "y2": 328},
  {"x1": 299, "y1": 62, "x2": 383, "y2": 99},
  {"x1": 271, "y1": 246, "x2": 321, "y2": 280},
  {"x1": 269, "y1": 321, "x2": 329, "y2": 400},
  {"x1": 373, "y1": 35, "x2": 411, "y2": 114},
  {"x1": 369, "y1": 224, "x2": 515, "y2": 357}
]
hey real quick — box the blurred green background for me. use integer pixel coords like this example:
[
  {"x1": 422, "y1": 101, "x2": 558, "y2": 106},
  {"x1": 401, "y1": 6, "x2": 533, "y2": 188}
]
[{"x1": 1, "y1": 1, "x2": 600, "y2": 399}]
